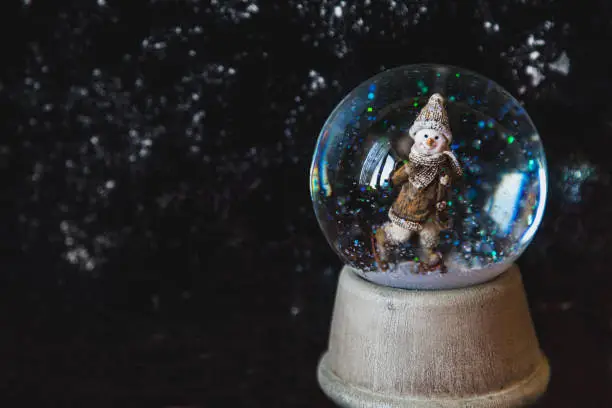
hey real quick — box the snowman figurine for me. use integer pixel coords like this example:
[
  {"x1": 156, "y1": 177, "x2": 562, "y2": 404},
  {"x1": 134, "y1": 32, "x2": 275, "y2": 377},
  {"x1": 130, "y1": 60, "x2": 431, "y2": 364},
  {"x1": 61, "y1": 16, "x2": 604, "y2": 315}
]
[{"x1": 373, "y1": 93, "x2": 462, "y2": 273}]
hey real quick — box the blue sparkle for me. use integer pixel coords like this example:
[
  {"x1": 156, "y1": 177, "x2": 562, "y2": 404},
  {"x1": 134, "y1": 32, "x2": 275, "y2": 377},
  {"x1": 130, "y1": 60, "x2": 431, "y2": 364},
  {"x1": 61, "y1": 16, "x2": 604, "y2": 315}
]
[
  {"x1": 369, "y1": 83, "x2": 376, "y2": 91},
  {"x1": 453, "y1": 240, "x2": 460, "y2": 246},
  {"x1": 466, "y1": 188, "x2": 477, "y2": 200},
  {"x1": 478, "y1": 120, "x2": 485, "y2": 128},
  {"x1": 528, "y1": 159, "x2": 536, "y2": 171},
  {"x1": 367, "y1": 92, "x2": 375, "y2": 100}
]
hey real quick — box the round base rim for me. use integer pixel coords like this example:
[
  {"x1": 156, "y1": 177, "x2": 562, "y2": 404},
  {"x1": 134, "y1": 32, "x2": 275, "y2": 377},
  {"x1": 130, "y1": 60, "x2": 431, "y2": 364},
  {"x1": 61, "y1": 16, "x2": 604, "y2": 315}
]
[{"x1": 317, "y1": 352, "x2": 550, "y2": 408}]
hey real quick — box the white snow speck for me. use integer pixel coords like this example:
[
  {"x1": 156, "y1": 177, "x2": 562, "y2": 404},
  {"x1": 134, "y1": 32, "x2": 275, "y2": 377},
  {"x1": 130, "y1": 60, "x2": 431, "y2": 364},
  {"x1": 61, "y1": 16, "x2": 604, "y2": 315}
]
[
  {"x1": 334, "y1": 6, "x2": 343, "y2": 18},
  {"x1": 308, "y1": 70, "x2": 327, "y2": 91},
  {"x1": 527, "y1": 34, "x2": 546, "y2": 46},
  {"x1": 246, "y1": 3, "x2": 259, "y2": 13},
  {"x1": 525, "y1": 65, "x2": 545, "y2": 87},
  {"x1": 549, "y1": 51, "x2": 571, "y2": 76}
]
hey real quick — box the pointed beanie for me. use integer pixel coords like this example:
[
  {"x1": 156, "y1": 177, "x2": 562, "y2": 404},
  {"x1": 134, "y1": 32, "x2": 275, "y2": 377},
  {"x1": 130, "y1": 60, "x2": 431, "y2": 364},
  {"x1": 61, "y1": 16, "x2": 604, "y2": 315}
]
[{"x1": 408, "y1": 93, "x2": 452, "y2": 143}]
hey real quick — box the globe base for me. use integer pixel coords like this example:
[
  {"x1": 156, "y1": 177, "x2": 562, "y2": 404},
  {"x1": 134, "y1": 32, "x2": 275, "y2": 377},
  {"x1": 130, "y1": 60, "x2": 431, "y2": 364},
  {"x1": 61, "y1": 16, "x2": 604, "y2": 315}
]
[{"x1": 317, "y1": 265, "x2": 549, "y2": 408}]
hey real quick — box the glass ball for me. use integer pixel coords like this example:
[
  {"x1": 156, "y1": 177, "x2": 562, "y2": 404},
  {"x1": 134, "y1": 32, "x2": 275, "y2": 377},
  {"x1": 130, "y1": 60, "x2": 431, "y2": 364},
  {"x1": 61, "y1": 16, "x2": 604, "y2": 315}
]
[{"x1": 310, "y1": 65, "x2": 547, "y2": 290}]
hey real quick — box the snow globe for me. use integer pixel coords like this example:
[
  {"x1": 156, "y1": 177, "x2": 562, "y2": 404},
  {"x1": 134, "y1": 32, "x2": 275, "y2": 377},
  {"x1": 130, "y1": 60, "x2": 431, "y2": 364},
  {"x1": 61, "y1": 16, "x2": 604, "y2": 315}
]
[
  {"x1": 310, "y1": 65, "x2": 546, "y2": 290},
  {"x1": 314, "y1": 65, "x2": 549, "y2": 408}
]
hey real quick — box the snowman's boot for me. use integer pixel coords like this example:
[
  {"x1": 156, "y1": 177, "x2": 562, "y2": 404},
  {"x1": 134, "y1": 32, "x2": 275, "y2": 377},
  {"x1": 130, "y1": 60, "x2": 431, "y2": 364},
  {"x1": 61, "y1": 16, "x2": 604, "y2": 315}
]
[{"x1": 417, "y1": 223, "x2": 445, "y2": 273}]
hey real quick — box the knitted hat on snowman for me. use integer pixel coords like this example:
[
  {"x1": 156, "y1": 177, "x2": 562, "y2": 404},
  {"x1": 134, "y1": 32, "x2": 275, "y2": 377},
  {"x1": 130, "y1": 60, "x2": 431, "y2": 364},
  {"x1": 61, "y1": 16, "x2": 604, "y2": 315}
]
[{"x1": 408, "y1": 93, "x2": 452, "y2": 143}]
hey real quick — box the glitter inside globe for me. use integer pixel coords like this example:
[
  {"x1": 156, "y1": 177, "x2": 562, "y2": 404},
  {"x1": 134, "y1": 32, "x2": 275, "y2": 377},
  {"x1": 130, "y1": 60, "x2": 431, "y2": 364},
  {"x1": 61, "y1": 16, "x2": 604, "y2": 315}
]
[{"x1": 310, "y1": 65, "x2": 547, "y2": 290}]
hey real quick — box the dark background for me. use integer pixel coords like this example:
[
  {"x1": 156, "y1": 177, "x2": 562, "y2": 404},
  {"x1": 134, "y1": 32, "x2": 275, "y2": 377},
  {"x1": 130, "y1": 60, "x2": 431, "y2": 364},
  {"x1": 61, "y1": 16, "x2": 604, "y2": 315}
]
[{"x1": 1, "y1": 0, "x2": 611, "y2": 406}]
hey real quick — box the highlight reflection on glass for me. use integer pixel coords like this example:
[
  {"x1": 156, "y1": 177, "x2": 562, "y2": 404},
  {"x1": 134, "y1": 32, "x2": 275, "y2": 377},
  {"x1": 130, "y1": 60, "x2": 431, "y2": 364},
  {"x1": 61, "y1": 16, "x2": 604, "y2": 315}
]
[{"x1": 485, "y1": 172, "x2": 526, "y2": 235}]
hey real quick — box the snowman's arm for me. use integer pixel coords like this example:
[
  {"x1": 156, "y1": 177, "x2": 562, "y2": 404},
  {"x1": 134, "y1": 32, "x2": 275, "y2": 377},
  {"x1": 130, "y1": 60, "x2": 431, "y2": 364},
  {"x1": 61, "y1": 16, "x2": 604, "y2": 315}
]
[
  {"x1": 445, "y1": 156, "x2": 463, "y2": 181},
  {"x1": 391, "y1": 162, "x2": 410, "y2": 186}
]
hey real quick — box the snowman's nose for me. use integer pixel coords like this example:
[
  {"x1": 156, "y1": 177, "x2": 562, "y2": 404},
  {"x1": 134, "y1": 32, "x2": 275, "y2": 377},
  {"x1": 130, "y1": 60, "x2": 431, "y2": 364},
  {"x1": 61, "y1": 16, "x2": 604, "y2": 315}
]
[{"x1": 426, "y1": 138, "x2": 435, "y2": 147}]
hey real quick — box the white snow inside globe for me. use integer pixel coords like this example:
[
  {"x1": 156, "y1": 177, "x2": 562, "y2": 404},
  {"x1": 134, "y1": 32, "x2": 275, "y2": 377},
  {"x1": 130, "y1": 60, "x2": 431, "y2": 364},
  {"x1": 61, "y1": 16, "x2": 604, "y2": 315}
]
[{"x1": 310, "y1": 65, "x2": 547, "y2": 290}]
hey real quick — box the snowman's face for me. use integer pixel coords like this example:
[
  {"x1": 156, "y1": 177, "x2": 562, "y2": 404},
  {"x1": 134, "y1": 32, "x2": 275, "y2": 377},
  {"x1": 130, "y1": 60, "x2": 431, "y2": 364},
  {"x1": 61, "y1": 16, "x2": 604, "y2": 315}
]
[{"x1": 412, "y1": 128, "x2": 448, "y2": 155}]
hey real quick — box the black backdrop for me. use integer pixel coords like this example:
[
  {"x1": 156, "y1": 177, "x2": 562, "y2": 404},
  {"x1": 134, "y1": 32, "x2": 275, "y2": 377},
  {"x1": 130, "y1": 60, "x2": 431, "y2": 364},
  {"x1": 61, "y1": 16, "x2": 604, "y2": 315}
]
[{"x1": 1, "y1": 1, "x2": 612, "y2": 406}]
